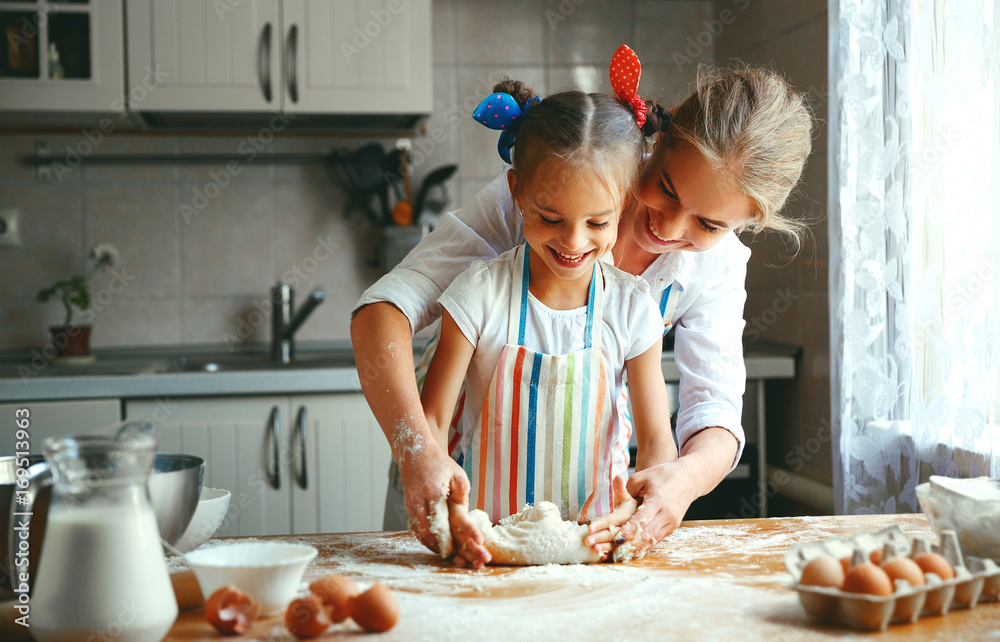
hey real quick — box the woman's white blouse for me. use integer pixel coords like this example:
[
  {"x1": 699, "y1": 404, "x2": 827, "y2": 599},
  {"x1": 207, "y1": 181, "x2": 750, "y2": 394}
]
[{"x1": 354, "y1": 168, "x2": 751, "y2": 470}]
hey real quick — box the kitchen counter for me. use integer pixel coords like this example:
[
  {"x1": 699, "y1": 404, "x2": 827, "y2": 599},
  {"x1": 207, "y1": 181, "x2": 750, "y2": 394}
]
[
  {"x1": 152, "y1": 513, "x2": 995, "y2": 640},
  {"x1": 0, "y1": 339, "x2": 798, "y2": 402}
]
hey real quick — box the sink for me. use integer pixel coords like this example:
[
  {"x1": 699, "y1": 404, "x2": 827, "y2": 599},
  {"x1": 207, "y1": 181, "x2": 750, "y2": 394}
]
[{"x1": 171, "y1": 351, "x2": 356, "y2": 373}]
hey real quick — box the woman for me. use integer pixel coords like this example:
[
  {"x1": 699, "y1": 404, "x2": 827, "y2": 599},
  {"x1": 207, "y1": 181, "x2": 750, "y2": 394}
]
[{"x1": 351, "y1": 60, "x2": 813, "y2": 567}]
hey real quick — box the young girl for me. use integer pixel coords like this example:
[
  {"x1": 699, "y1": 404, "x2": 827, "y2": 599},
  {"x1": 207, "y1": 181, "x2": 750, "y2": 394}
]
[{"x1": 419, "y1": 81, "x2": 677, "y2": 527}]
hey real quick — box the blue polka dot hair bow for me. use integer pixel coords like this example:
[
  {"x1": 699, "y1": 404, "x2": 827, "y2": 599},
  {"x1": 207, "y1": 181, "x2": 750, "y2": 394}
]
[{"x1": 473, "y1": 93, "x2": 541, "y2": 163}]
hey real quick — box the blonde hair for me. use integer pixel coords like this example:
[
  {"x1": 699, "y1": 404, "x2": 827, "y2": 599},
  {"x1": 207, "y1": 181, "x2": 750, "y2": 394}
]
[
  {"x1": 495, "y1": 78, "x2": 645, "y2": 213},
  {"x1": 647, "y1": 63, "x2": 814, "y2": 250}
]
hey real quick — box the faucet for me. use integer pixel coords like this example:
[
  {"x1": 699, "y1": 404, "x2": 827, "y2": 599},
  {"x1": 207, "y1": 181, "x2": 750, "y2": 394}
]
[{"x1": 271, "y1": 282, "x2": 326, "y2": 363}]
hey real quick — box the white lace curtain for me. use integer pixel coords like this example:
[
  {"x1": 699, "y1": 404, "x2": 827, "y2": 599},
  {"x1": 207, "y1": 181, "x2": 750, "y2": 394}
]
[{"x1": 831, "y1": 0, "x2": 1000, "y2": 515}]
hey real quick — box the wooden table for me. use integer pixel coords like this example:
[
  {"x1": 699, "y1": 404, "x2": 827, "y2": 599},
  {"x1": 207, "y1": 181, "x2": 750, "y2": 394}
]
[{"x1": 157, "y1": 514, "x2": 1000, "y2": 640}]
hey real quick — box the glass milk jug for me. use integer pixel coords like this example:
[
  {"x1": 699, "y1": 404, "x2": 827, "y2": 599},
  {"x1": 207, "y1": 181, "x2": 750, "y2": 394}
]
[{"x1": 32, "y1": 434, "x2": 178, "y2": 642}]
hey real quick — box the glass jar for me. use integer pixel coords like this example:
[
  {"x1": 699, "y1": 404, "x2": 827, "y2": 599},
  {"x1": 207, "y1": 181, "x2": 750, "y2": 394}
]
[{"x1": 31, "y1": 433, "x2": 178, "y2": 642}]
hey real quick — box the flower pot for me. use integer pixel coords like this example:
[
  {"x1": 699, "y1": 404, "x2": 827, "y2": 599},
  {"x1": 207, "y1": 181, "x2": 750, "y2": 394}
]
[{"x1": 49, "y1": 325, "x2": 92, "y2": 357}]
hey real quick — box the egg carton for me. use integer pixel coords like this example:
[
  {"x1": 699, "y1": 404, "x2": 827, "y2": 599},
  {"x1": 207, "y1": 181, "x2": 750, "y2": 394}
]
[{"x1": 784, "y1": 526, "x2": 1000, "y2": 631}]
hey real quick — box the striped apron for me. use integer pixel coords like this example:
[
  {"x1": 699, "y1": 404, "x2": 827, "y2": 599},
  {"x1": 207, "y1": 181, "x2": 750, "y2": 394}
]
[
  {"x1": 463, "y1": 245, "x2": 617, "y2": 523},
  {"x1": 389, "y1": 274, "x2": 682, "y2": 490}
]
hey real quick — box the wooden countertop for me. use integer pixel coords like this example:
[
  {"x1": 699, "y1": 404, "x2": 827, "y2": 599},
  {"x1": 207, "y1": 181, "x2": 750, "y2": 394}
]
[{"x1": 161, "y1": 513, "x2": 998, "y2": 640}]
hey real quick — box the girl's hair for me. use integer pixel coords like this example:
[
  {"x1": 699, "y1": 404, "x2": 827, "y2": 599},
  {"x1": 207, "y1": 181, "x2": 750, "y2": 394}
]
[
  {"x1": 644, "y1": 62, "x2": 814, "y2": 249},
  {"x1": 495, "y1": 78, "x2": 644, "y2": 212}
]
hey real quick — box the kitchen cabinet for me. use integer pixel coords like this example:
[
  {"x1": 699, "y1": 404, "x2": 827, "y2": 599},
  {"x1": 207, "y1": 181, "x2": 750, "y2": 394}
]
[
  {"x1": 124, "y1": 393, "x2": 391, "y2": 538},
  {"x1": 0, "y1": 0, "x2": 125, "y2": 111},
  {"x1": 125, "y1": 0, "x2": 431, "y2": 115},
  {"x1": 0, "y1": 398, "x2": 121, "y2": 455},
  {"x1": 281, "y1": 0, "x2": 432, "y2": 114},
  {"x1": 124, "y1": 0, "x2": 281, "y2": 112}
]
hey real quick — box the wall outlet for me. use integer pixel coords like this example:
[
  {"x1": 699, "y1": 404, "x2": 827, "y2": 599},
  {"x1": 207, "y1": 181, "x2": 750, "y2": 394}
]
[{"x1": 0, "y1": 208, "x2": 20, "y2": 246}]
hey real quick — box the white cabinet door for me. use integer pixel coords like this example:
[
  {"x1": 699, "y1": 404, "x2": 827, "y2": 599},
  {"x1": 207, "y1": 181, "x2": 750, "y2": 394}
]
[
  {"x1": 0, "y1": 399, "x2": 121, "y2": 455},
  {"x1": 125, "y1": 397, "x2": 291, "y2": 538},
  {"x1": 126, "y1": 0, "x2": 282, "y2": 112},
  {"x1": 289, "y1": 394, "x2": 391, "y2": 534},
  {"x1": 0, "y1": 0, "x2": 125, "y2": 112},
  {"x1": 281, "y1": 0, "x2": 431, "y2": 114}
]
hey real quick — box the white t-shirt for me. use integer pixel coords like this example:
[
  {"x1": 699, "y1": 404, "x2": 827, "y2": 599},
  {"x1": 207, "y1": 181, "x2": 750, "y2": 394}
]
[
  {"x1": 355, "y1": 167, "x2": 751, "y2": 469},
  {"x1": 439, "y1": 247, "x2": 664, "y2": 445}
]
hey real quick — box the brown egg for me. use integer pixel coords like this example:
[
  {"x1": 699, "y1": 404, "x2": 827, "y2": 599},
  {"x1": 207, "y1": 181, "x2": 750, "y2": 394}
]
[
  {"x1": 799, "y1": 555, "x2": 845, "y2": 588},
  {"x1": 868, "y1": 549, "x2": 883, "y2": 565},
  {"x1": 839, "y1": 556, "x2": 851, "y2": 574},
  {"x1": 349, "y1": 583, "x2": 399, "y2": 632},
  {"x1": 913, "y1": 553, "x2": 955, "y2": 579},
  {"x1": 881, "y1": 556, "x2": 926, "y2": 590},
  {"x1": 842, "y1": 562, "x2": 894, "y2": 596},
  {"x1": 204, "y1": 585, "x2": 260, "y2": 635},
  {"x1": 309, "y1": 575, "x2": 359, "y2": 623},
  {"x1": 285, "y1": 595, "x2": 332, "y2": 639}
]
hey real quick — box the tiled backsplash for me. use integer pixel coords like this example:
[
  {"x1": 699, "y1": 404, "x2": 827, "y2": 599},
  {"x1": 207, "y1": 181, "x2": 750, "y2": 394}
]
[{"x1": 0, "y1": 0, "x2": 716, "y2": 351}]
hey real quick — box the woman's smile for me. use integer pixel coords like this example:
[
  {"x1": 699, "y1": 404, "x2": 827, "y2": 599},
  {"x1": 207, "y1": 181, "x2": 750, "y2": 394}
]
[{"x1": 645, "y1": 213, "x2": 683, "y2": 246}]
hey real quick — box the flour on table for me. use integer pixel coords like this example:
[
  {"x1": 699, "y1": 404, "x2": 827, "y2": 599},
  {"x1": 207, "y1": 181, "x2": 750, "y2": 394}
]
[{"x1": 465, "y1": 501, "x2": 602, "y2": 565}]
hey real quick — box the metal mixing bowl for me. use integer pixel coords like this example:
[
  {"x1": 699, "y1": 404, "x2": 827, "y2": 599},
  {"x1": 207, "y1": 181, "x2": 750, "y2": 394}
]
[
  {"x1": 149, "y1": 453, "x2": 205, "y2": 546},
  {"x1": 1, "y1": 452, "x2": 204, "y2": 592}
]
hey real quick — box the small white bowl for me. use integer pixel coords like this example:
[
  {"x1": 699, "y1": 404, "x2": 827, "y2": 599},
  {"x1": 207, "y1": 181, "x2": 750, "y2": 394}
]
[
  {"x1": 173, "y1": 487, "x2": 232, "y2": 553},
  {"x1": 184, "y1": 542, "x2": 318, "y2": 614}
]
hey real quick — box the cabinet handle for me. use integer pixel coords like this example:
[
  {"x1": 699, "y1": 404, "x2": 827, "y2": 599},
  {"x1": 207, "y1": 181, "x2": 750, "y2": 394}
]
[
  {"x1": 293, "y1": 406, "x2": 308, "y2": 489},
  {"x1": 258, "y1": 23, "x2": 273, "y2": 102},
  {"x1": 286, "y1": 24, "x2": 299, "y2": 103},
  {"x1": 266, "y1": 406, "x2": 281, "y2": 490}
]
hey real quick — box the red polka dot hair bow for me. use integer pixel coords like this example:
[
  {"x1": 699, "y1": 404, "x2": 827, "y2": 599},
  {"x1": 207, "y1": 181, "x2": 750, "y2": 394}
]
[
  {"x1": 610, "y1": 44, "x2": 646, "y2": 128},
  {"x1": 473, "y1": 93, "x2": 540, "y2": 163}
]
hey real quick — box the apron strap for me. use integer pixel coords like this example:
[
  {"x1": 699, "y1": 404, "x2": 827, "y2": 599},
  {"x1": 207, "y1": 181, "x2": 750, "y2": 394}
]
[
  {"x1": 659, "y1": 283, "x2": 672, "y2": 318},
  {"x1": 507, "y1": 245, "x2": 530, "y2": 346},
  {"x1": 586, "y1": 261, "x2": 605, "y2": 351},
  {"x1": 659, "y1": 281, "x2": 682, "y2": 335}
]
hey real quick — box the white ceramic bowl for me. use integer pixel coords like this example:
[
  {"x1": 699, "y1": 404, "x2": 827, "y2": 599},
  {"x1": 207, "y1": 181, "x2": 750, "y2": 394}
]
[
  {"x1": 173, "y1": 487, "x2": 232, "y2": 553},
  {"x1": 917, "y1": 476, "x2": 1000, "y2": 559},
  {"x1": 184, "y1": 542, "x2": 318, "y2": 614}
]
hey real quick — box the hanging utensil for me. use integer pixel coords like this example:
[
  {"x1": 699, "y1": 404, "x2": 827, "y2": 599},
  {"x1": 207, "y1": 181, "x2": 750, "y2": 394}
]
[{"x1": 413, "y1": 164, "x2": 458, "y2": 225}]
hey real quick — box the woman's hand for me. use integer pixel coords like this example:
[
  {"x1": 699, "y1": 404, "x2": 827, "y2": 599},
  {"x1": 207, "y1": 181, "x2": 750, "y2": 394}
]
[
  {"x1": 397, "y1": 444, "x2": 465, "y2": 550},
  {"x1": 613, "y1": 461, "x2": 700, "y2": 558},
  {"x1": 584, "y1": 475, "x2": 639, "y2": 559},
  {"x1": 397, "y1": 446, "x2": 491, "y2": 568},
  {"x1": 609, "y1": 428, "x2": 739, "y2": 558}
]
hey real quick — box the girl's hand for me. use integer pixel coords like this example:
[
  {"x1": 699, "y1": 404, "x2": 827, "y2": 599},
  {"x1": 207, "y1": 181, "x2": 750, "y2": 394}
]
[
  {"x1": 446, "y1": 496, "x2": 491, "y2": 569},
  {"x1": 614, "y1": 461, "x2": 699, "y2": 558},
  {"x1": 583, "y1": 475, "x2": 638, "y2": 559}
]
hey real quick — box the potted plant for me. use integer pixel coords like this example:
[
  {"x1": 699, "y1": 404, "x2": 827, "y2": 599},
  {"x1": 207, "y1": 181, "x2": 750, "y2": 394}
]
[{"x1": 36, "y1": 243, "x2": 120, "y2": 357}]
